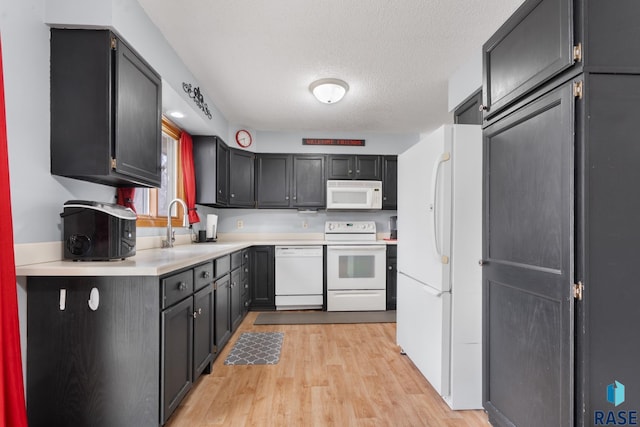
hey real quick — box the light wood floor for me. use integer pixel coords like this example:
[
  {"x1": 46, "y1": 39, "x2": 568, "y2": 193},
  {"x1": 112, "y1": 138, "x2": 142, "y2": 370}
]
[{"x1": 166, "y1": 311, "x2": 490, "y2": 427}]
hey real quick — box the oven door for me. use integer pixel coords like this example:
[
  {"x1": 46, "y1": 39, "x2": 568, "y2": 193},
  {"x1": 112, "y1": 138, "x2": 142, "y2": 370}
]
[{"x1": 326, "y1": 245, "x2": 386, "y2": 290}]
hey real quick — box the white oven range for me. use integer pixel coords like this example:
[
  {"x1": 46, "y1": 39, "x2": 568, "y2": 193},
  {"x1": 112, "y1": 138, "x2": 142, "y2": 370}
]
[{"x1": 324, "y1": 221, "x2": 387, "y2": 311}]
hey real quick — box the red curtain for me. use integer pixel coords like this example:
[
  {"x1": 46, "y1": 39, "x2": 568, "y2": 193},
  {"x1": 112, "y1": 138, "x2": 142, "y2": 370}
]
[
  {"x1": 180, "y1": 131, "x2": 200, "y2": 224},
  {"x1": 0, "y1": 37, "x2": 29, "y2": 427},
  {"x1": 116, "y1": 187, "x2": 136, "y2": 213}
]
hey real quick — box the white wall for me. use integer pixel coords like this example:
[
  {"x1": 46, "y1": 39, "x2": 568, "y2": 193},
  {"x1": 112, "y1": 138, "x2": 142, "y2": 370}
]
[{"x1": 448, "y1": 48, "x2": 482, "y2": 112}]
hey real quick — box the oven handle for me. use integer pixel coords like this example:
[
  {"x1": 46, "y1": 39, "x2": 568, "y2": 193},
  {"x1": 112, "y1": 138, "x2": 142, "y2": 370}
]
[{"x1": 326, "y1": 246, "x2": 386, "y2": 251}]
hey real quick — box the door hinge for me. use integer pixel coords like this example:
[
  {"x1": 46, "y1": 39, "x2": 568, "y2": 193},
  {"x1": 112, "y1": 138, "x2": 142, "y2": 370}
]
[
  {"x1": 573, "y1": 43, "x2": 582, "y2": 62},
  {"x1": 573, "y1": 81, "x2": 584, "y2": 99},
  {"x1": 110, "y1": 157, "x2": 117, "y2": 169},
  {"x1": 573, "y1": 281, "x2": 584, "y2": 301},
  {"x1": 110, "y1": 36, "x2": 117, "y2": 50}
]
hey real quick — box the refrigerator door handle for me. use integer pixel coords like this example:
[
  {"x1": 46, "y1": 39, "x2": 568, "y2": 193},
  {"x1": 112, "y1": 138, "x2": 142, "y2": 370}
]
[{"x1": 430, "y1": 152, "x2": 450, "y2": 261}]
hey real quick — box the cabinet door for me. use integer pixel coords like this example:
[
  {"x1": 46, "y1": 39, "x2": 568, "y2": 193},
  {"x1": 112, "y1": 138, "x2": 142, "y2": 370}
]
[
  {"x1": 256, "y1": 154, "x2": 291, "y2": 207},
  {"x1": 193, "y1": 136, "x2": 221, "y2": 205},
  {"x1": 229, "y1": 149, "x2": 255, "y2": 207},
  {"x1": 482, "y1": 0, "x2": 574, "y2": 118},
  {"x1": 382, "y1": 156, "x2": 397, "y2": 209},
  {"x1": 216, "y1": 142, "x2": 230, "y2": 206},
  {"x1": 27, "y1": 276, "x2": 159, "y2": 427},
  {"x1": 114, "y1": 36, "x2": 162, "y2": 187},
  {"x1": 192, "y1": 285, "x2": 213, "y2": 380},
  {"x1": 250, "y1": 246, "x2": 275, "y2": 309},
  {"x1": 482, "y1": 84, "x2": 574, "y2": 427},
  {"x1": 214, "y1": 274, "x2": 231, "y2": 352},
  {"x1": 327, "y1": 155, "x2": 354, "y2": 179},
  {"x1": 292, "y1": 155, "x2": 325, "y2": 208},
  {"x1": 454, "y1": 90, "x2": 483, "y2": 125},
  {"x1": 161, "y1": 296, "x2": 194, "y2": 424},
  {"x1": 355, "y1": 155, "x2": 381, "y2": 180},
  {"x1": 386, "y1": 246, "x2": 397, "y2": 310},
  {"x1": 230, "y1": 268, "x2": 243, "y2": 330}
]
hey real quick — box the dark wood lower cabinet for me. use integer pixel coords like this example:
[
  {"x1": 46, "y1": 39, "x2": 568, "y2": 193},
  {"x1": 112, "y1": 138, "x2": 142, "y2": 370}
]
[
  {"x1": 214, "y1": 273, "x2": 231, "y2": 353},
  {"x1": 386, "y1": 246, "x2": 397, "y2": 310},
  {"x1": 161, "y1": 296, "x2": 194, "y2": 423},
  {"x1": 27, "y1": 276, "x2": 160, "y2": 427},
  {"x1": 249, "y1": 246, "x2": 275, "y2": 310}
]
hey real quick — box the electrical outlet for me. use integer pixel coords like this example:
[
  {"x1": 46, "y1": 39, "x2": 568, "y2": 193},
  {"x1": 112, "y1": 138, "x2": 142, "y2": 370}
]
[
  {"x1": 237, "y1": 220, "x2": 244, "y2": 229},
  {"x1": 302, "y1": 220, "x2": 308, "y2": 229}
]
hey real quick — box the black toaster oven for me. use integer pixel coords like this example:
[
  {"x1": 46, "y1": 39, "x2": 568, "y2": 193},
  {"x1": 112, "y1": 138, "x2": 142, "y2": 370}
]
[{"x1": 61, "y1": 200, "x2": 136, "y2": 261}]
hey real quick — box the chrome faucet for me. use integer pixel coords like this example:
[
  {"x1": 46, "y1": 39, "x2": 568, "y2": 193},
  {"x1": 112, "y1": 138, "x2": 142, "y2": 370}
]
[{"x1": 163, "y1": 198, "x2": 189, "y2": 248}]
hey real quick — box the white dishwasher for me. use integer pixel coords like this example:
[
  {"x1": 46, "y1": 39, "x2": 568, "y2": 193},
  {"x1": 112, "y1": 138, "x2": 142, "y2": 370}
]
[{"x1": 275, "y1": 246, "x2": 323, "y2": 310}]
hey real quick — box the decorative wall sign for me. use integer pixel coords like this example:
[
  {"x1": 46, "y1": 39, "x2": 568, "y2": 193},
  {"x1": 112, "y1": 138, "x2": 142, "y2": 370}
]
[
  {"x1": 302, "y1": 138, "x2": 365, "y2": 146},
  {"x1": 182, "y1": 82, "x2": 212, "y2": 120}
]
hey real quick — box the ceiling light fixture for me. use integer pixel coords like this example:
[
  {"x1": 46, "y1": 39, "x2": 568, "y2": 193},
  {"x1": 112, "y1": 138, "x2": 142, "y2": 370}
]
[
  {"x1": 309, "y1": 78, "x2": 349, "y2": 104},
  {"x1": 168, "y1": 110, "x2": 185, "y2": 119}
]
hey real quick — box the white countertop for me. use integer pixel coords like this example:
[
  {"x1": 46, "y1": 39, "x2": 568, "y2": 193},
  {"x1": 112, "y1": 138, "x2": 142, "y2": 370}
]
[{"x1": 16, "y1": 239, "x2": 396, "y2": 277}]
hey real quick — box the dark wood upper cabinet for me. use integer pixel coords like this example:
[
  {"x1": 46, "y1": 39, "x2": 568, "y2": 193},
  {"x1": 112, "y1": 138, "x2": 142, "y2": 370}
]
[
  {"x1": 256, "y1": 154, "x2": 291, "y2": 208},
  {"x1": 229, "y1": 149, "x2": 255, "y2": 207},
  {"x1": 327, "y1": 155, "x2": 381, "y2": 180},
  {"x1": 292, "y1": 155, "x2": 325, "y2": 208},
  {"x1": 382, "y1": 156, "x2": 397, "y2": 210},
  {"x1": 454, "y1": 90, "x2": 482, "y2": 125},
  {"x1": 193, "y1": 136, "x2": 226, "y2": 206},
  {"x1": 50, "y1": 29, "x2": 162, "y2": 187},
  {"x1": 482, "y1": 0, "x2": 574, "y2": 119}
]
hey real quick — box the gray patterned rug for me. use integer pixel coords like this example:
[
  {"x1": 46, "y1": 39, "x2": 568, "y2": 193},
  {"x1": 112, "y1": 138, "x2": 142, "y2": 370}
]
[{"x1": 224, "y1": 332, "x2": 284, "y2": 365}]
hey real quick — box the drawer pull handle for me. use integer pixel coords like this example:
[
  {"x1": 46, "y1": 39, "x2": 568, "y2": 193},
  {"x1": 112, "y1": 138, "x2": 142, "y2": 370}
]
[
  {"x1": 202, "y1": 271, "x2": 210, "y2": 278},
  {"x1": 178, "y1": 282, "x2": 187, "y2": 291}
]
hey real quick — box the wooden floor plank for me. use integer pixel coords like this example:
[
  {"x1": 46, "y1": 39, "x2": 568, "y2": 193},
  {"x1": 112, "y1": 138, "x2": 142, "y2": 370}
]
[{"x1": 165, "y1": 311, "x2": 489, "y2": 427}]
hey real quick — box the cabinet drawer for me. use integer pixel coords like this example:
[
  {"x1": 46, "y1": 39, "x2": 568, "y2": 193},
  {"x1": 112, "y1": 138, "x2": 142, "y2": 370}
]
[
  {"x1": 231, "y1": 251, "x2": 242, "y2": 270},
  {"x1": 482, "y1": 0, "x2": 574, "y2": 118},
  {"x1": 194, "y1": 262, "x2": 214, "y2": 291},
  {"x1": 162, "y1": 270, "x2": 193, "y2": 309},
  {"x1": 215, "y1": 255, "x2": 230, "y2": 278}
]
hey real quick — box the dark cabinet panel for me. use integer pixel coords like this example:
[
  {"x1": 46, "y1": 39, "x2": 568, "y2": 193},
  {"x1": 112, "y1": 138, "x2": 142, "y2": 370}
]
[
  {"x1": 216, "y1": 142, "x2": 230, "y2": 205},
  {"x1": 214, "y1": 274, "x2": 231, "y2": 352},
  {"x1": 250, "y1": 246, "x2": 275, "y2": 309},
  {"x1": 229, "y1": 149, "x2": 255, "y2": 207},
  {"x1": 50, "y1": 29, "x2": 162, "y2": 187},
  {"x1": 292, "y1": 155, "x2": 325, "y2": 208},
  {"x1": 27, "y1": 276, "x2": 160, "y2": 427},
  {"x1": 454, "y1": 90, "x2": 483, "y2": 125},
  {"x1": 483, "y1": 84, "x2": 575, "y2": 427},
  {"x1": 256, "y1": 154, "x2": 291, "y2": 208},
  {"x1": 193, "y1": 136, "x2": 226, "y2": 206},
  {"x1": 231, "y1": 267, "x2": 243, "y2": 330},
  {"x1": 161, "y1": 296, "x2": 194, "y2": 424},
  {"x1": 194, "y1": 137, "x2": 255, "y2": 207},
  {"x1": 327, "y1": 155, "x2": 381, "y2": 180},
  {"x1": 192, "y1": 285, "x2": 214, "y2": 379},
  {"x1": 386, "y1": 245, "x2": 397, "y2": 310},
  {"x1": 382, "y1": 156, "x2": 397, "y2": 210},
  {"x1": 482, "y1": 0, "x2": 574, "y2": 119},
  {"x1": 355, "y1": 156, "x2": 382, "y2": 180},
  {"x1": 326, "y1": 155, "x2": 353, "y2": 179}
]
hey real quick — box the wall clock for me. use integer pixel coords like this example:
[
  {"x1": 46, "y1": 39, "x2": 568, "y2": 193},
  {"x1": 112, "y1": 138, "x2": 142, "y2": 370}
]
[{"x1": 235, "y1": 129, "x2": 253, "y2": 148}]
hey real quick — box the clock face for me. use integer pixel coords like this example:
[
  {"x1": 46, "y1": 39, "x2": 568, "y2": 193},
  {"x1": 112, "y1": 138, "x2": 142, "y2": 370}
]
[{"x1": 235, "y1": 129, "x2": 253, "y2": 148}]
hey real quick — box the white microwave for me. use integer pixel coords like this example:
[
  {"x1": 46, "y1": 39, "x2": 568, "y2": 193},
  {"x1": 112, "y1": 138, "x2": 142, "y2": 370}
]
[{"x1": 326, "y1": 180, "x2": 382, "y2": 210}]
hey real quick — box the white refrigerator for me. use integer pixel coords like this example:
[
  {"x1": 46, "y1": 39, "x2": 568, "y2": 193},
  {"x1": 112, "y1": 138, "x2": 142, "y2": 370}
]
[{"x1": 396, "y1": 124, "x2": 482, "y2": 410}]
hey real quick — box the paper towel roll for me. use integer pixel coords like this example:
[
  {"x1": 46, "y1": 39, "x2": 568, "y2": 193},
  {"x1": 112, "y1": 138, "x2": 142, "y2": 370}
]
[{"x1": 206, "y1": 214, "x2": 218, "y2": 239}]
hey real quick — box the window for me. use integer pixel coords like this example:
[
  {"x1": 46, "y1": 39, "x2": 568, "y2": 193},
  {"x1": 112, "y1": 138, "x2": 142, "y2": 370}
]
[{"x1": 134, "y1": 117, "x2": 185, "y2": 227}]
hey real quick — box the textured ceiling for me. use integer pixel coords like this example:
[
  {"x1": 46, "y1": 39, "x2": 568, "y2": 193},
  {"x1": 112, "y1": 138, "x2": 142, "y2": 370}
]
[{"x1": 137, "y1": 0, "x2": 524, "y2": 134}]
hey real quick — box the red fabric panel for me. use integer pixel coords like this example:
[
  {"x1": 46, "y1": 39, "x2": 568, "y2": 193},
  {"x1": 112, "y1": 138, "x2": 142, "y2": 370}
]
[
  {"x1": 116, "y1": 187, "x2": 136, "y2": 213},
  {"x1": 180, "y1": 131, "x2": 200, "y2": 224},
  {"x1": 0, "y1": 37, "x2": 28, "y2": 427}
]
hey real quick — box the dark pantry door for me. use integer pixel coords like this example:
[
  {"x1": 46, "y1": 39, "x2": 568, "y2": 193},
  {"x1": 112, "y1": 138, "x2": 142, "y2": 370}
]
[{"x1": 482, "y1": 83, "x2": 575, "y2": 427}]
